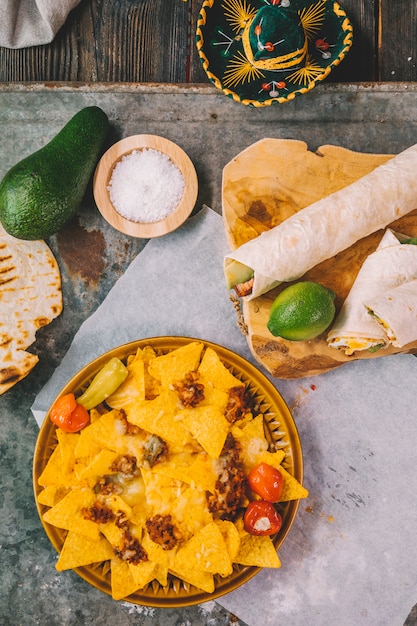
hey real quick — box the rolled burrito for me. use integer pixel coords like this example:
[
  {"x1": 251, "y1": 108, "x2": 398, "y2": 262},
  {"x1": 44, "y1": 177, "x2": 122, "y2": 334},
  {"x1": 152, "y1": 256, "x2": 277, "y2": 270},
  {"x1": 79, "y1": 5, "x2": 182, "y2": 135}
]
[
  {"x1": 224, "y1": 143, "x2": 417, "y2": 300},
  {"x1": 364, "y1": 279, "x2": 417, "y2": 348},
  {"x1": 327, "y1": 230, "x2": 417, "y2": 354}
]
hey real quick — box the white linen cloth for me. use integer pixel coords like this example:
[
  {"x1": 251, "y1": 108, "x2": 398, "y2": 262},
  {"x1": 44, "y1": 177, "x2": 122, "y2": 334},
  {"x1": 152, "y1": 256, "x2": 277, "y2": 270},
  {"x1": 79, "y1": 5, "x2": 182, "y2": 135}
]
[
  {"x1": 32, "y1": 206, "x2": 417, "y2": 626},
  {"x1": 0, "y1": 0, "x2": 81, "y2": 49}
]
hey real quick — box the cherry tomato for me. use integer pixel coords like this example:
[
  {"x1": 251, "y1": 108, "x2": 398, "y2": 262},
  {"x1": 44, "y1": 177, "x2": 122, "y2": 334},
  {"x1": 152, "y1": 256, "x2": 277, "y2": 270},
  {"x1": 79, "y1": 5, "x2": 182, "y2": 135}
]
[
  {"x1": 244, "y1": 500, "x2": 282, "y2": 536},
  {"x1": 248, "y1": 462, "x2": 284, "y2": 502},
  {"x1": 49, "y1": 393, "x2": 90, "y2": 432}
]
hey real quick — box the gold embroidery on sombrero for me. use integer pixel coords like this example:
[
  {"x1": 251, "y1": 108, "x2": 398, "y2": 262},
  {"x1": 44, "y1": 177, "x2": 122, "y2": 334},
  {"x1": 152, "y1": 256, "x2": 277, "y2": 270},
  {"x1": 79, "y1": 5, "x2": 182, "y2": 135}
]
[
  {"x1": 299, "y1": 1, "x2": 326, "y2": 40},
  {"x1": 219, "y1": 0, "x2": 328, "y2": 89},
  {"x1": 222, "y1": 0, "x2": 257, "y2": 33},
  {"x1": 286, "y1": 53, "x2": 323, "y2": 84},
  {"x1": 223, "y1": 50, "x2": 265, "y2": 87},
  {"x1": 242, "y1": 23, "x2": 308, "y2": 70},
  {"x1": 197, "y1": 0, "x2": 353, "y2": 104}
]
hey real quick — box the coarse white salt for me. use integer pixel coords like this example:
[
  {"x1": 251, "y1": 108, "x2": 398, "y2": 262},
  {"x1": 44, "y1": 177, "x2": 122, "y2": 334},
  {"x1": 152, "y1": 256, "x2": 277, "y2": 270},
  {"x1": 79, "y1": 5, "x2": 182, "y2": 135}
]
[{"x1": 107, "y1": 148, "x2": 185, "y2": 223}]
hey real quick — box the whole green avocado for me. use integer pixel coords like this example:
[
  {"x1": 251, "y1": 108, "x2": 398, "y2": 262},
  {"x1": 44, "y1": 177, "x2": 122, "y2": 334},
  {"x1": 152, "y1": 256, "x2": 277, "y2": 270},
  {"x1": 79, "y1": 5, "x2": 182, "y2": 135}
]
[{"x1": 0, "y1": 106, "x2": 109, "y2": 240}]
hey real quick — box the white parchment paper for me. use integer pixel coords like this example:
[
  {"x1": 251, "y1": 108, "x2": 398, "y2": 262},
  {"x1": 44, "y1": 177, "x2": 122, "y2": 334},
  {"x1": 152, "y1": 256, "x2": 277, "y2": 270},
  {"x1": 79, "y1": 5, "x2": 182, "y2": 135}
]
[{"x1": 32, "y1": 206, "x2": 417, "y2": 626}]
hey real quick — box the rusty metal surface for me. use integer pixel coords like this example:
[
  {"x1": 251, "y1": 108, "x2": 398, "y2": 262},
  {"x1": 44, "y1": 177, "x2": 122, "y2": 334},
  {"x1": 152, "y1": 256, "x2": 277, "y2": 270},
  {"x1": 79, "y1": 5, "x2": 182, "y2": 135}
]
[{"x1": 2, "y1": 82, "x2": 417, "y2": 625}]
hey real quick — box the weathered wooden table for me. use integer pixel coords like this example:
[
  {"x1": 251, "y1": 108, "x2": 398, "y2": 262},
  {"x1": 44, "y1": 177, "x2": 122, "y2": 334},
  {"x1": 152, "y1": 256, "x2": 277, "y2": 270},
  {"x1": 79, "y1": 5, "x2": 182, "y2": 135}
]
[
  {"x1": 1, "y1": 0, "x2": 416, "y2": 83},
  {"x1": 1, "y1": 2, "x2": 417, "y2": 626}
]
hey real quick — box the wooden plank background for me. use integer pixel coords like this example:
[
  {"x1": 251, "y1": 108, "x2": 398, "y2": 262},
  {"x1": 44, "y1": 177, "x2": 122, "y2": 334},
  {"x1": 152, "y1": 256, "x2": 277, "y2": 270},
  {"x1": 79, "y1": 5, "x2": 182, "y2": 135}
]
[{"x1": 0, "y1": 0, "x2": 416, "y2": 84}]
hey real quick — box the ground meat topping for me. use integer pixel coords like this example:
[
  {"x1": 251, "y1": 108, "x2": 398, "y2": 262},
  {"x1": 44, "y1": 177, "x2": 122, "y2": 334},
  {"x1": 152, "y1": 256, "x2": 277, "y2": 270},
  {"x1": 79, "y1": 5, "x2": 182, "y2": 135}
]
[
  {"x1": 145, "y1": 514, "x2": 183, "y2": 550},
  {"x1": 82, "y1": 501, "x2": 115, "y2": 524},
  {"x1": 114, "y1": 510, "x2": 148, "y2": 564},
  {"x1": 224, "y1": 385, "x2": 254, "y2": 424},
  {"x1": 172, "y1": 371, "x2": 205, "y2": 408},
  {"x1": 206, "y1": 433, "x2": 246, "y2": 521},
  {"x1": 94, "y1": 475, "x2": 122, "y2": 496},
  {"x1": 110, "y1": 454, "x2": 138, "y2": 478}
]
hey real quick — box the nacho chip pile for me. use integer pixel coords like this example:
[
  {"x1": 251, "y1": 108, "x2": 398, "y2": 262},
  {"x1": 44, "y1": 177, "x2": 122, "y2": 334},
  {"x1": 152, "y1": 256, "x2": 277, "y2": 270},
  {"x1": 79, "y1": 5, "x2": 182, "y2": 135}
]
[{"x1": 37, "y1": 341, "x2": 308, "y2": 600}]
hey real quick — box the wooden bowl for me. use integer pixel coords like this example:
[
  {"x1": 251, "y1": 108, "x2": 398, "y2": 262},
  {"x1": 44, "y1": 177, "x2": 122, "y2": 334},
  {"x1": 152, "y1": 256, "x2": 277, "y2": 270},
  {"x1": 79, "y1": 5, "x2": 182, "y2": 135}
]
[{"x1": 93, "y1": 135, "x2": 198, "y2": 238}]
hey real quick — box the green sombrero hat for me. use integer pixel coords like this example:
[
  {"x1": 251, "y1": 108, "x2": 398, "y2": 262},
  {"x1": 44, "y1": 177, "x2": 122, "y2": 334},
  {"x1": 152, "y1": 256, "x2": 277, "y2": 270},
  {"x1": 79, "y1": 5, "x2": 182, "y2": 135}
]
[{"x1": 196, "y1": 0, "x2": 353, "y2": 107}]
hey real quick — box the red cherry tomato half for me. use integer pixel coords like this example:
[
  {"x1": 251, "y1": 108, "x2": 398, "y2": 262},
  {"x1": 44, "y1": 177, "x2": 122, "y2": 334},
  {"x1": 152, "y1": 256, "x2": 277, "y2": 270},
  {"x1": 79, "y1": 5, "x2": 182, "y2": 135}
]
[
  {"x1": 244, "y1": 500, "x2": 283, "y2": 536},
  {"x1": 49, "y1": 393, "x2": 90, "y2": 432},
  {"x1": 248, "y1": 462, "x2": 284, "y2": 502}
]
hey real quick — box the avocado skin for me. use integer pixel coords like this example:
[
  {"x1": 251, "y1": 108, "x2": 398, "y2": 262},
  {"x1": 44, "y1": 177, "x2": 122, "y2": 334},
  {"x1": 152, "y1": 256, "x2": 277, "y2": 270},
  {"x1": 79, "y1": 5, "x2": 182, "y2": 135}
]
[{"x1": 0, "y1": 106, "x2": 109, "y2": 240}]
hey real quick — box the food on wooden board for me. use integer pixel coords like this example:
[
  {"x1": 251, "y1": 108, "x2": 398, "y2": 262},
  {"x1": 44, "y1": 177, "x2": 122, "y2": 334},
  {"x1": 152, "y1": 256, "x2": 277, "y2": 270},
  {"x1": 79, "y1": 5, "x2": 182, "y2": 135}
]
[
  {"x1": 328, "y1": 230, "x2": 417, "y2": 354},
  {"x1": 364, "y1": 278, "x2": 417, "y2": 348},
  {"x1": 267, "y1": 281, "x2": 336, "y2": 341},
  {"x1": 224, "y1": 142, "x2": 417, "y2": 300},
  {"x1": 0, "y1": 224, "x2": 62, "y2": 394},
  {"x1": 0, "y1": 106, "x2": 108, "y2": 240}
]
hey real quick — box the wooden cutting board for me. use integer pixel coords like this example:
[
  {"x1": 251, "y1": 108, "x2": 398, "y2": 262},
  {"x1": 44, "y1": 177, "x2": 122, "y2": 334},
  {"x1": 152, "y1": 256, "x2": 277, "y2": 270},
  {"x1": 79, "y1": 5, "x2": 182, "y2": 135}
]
[{"x1": 222, "y1": 139, "x2": 417, "y2": 379}]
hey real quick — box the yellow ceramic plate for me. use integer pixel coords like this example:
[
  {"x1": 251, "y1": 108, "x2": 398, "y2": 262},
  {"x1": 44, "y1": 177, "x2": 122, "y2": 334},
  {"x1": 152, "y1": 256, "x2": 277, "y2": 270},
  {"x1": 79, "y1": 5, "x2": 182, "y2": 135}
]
[{"x1": 33, "y1": 336, "x2": 304, "y2": 607}]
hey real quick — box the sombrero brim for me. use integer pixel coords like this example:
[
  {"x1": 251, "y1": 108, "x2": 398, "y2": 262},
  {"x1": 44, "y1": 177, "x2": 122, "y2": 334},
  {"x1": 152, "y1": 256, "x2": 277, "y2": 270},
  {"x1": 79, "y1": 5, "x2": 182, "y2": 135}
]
[{"x1": 196, "y1": 0, "x2": 353, "y2": 107}]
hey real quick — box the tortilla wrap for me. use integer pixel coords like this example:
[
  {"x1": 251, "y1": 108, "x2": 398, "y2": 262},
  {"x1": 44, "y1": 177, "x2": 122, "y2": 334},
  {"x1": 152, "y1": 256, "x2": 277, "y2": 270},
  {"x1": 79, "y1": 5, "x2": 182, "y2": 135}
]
[
  {"x1": 0, "y1": 225, "x2": 62, "y2": 394},
  {"x1": 364, "y1": 279, "x2": 417, "y2": 348},
  {"x1": 224, "y1": 142, "x2": 417, "y2": 300},
  {"x1": 327, "y1": 230, "x2": 417, "y2": 354}
]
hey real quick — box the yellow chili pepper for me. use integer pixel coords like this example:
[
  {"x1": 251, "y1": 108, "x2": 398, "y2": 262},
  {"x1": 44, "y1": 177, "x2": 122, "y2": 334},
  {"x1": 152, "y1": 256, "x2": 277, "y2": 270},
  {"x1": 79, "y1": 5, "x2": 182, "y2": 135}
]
[{"x1": 77, "y1": 357, "x2": 128, "y2": 410}]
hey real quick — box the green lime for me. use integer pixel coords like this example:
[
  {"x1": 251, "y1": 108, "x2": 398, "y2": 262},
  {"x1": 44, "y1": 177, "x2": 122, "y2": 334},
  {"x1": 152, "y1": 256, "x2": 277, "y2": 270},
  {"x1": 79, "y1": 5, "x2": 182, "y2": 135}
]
[{"x1": 267, "y1": 281, "x2": 336, "y2": 341}]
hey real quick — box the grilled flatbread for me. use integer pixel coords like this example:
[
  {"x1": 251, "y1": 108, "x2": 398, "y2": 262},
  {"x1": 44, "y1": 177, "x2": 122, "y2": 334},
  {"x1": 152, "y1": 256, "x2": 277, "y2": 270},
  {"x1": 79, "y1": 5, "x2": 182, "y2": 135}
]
[{"x1": 0, "y1": 225, "x2": 62, "y2": 394}]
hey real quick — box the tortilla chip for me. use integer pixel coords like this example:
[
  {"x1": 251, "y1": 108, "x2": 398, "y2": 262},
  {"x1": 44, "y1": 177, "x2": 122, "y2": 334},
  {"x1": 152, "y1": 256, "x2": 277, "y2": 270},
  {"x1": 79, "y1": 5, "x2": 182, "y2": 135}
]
[
  {"x1": 171, "y1": 487, "x2": 213, "y2": 540},
  {"x1": 257, "y1": 449, "x2": 286, "y2": 469},
  {"x1": 141, "y1": 469, "x2": 185, "y2": 516},
  {"x1": 141, "y1": 531, "x2": 172, "y2": 566},
  {"x1": 151, "y1": 451, "x2": 217, "y2": 493},
  {"x1": 56, "y1": 531, "x2": 114, "y2": 571},
  {"x1": 99, "y1": 521, "x2": 125, "y2": 551},
  {"x1": 42, "y1": 488, "x2": 100, "y2": 540},
  {"x1": 128, "y1": 560, "x2": 157, "y2": 590},
  {"x1": 38, "y1": 443, "x2": 80, "y2": 488},
  {"x1": 153, "y1": 562, "x2": 169, "y2": 587},
  {"x1": 76, "y1": 449, "x2": 120, "y2": 484},
  {"x1": 180, "y1": 404, "x2": 230, "y2": 459},
  {"x1": 110, "y1": 558, "x2": 140, "y2": 600},
  {"x1": 278, "y1": 465, "x2": 309, "y2": 501},
  {"x1": 233, "y1": 414, "x2": 269, "y2": 468},
  {"x1": 37, "y1": 485, "x2": 70, "y2": 507},
  {"x1": 234, "y1": 531, "x2": 281, "y2": 569},
  {"x1": 198, "y1": 347, "x2": 244, "y2": 391},
  {"x1": 102, "y1": 494, "x2": 133, "y2": 519},
  {"x1": 169, "y1": 565, "x2": 215, "y2": 594},
  {"x1": 215, "y1": 519, "x2": 241, "y2": 562},
  {"x1": 147, "y1": 342, "x2": 204, "y2": 387},
  {"x1": 75, "y1": 409, "x2": 143, "y2": 457},
  {"x1": 126, "y1": 390, "x2": 191, "y2": 445},
  {"x1": 56, "y1": 430, "x2": 79, "y2": 475},
  {"x1": 173, "y1": 522, "x2": 233, "y2": 577}
]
